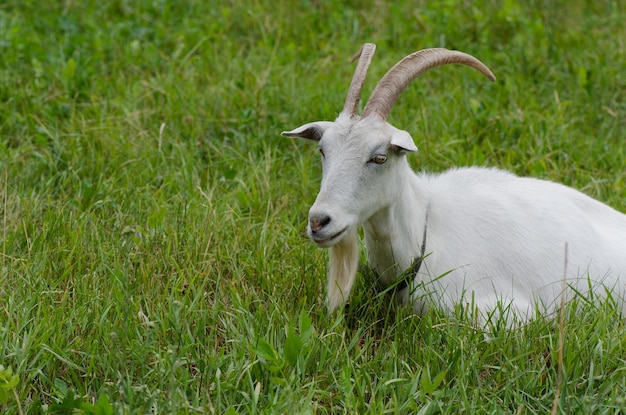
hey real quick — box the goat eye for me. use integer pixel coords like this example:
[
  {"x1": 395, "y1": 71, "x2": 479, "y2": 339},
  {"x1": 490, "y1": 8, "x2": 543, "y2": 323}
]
[
  {"x1": 370, "y1": 154, "x2": 387, "y2": 164},
  {"x1": 318, "y1": 148, "x2": 325, "y2": 157}
]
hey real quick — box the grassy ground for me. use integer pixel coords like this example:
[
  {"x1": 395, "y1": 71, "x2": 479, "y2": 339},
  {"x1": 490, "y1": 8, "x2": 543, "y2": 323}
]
[{"x1": 1, "y1": 0, "x2": 625, "y2": 413}]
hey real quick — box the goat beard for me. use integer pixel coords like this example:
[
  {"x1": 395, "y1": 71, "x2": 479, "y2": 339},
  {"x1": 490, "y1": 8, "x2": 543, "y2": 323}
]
[{"x1": 326, "y1": 227, "x2": 359, "y2": 312}]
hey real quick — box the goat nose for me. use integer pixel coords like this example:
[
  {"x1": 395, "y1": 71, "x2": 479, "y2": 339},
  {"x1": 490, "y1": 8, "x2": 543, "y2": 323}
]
[{"x1": 309, "y1": 214, "x2": 331, "y2": 233}]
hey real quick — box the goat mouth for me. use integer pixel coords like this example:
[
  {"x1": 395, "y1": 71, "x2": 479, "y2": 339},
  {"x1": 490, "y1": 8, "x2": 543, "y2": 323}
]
[{"x1": 311, "y1": 227, "x2": 348, "y2": 247}]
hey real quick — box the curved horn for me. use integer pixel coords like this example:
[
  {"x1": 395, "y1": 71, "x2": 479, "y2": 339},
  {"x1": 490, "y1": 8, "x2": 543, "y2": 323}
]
[
  {"x1": 362, "y1": 48, "x2": 496, "y2": 120},
  {"x1": 341, "y1": 43, "x2": 376, "y2": 118}
]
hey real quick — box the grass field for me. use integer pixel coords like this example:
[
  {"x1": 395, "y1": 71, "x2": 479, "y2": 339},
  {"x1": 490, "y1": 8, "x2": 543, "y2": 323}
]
[{"x1": 1, "y1": 0, "x2": 625, "y2": 413}]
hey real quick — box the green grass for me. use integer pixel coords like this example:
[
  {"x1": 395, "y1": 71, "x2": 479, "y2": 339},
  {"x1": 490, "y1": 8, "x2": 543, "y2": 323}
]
[{"x1": 1, "y1": 0, "x2": 625, "y2": 413}]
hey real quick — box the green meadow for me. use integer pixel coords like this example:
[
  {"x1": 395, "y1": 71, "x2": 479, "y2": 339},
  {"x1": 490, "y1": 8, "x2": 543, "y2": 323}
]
[{"x1": 1, "y1": 0, "x2": 625, "y2": 413}]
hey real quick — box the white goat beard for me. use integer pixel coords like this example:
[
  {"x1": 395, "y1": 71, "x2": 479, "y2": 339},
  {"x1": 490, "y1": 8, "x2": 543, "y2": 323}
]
[{"x1": 326, "y1": 228, "x2": 360, "y2": 312}]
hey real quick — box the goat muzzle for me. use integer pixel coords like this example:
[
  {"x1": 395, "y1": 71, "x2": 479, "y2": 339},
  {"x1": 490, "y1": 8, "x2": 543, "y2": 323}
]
[{"x1": 309, "y1": 213, "x2": 331, "y2": 234}]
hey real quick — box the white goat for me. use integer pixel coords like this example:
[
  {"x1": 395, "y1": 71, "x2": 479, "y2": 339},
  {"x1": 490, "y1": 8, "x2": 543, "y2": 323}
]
[{"x1": 283, "y1": 43, "x2": 626, "y2": 321}]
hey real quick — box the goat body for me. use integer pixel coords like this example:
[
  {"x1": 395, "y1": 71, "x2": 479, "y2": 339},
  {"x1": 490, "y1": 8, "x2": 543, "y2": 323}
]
[
  {"x1": 369, "y1": 165, "x2": 626, "y2": 317},
  {"x1": 283, "y1": 44, "x2": 626, "y2": 320}
]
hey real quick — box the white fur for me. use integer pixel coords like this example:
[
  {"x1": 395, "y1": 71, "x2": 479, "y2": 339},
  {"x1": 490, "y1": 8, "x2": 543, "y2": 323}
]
[
  {"x1": 284, "y1": 113, "x2": 626, "y2": 321},
  {"x1": 327, "y1": 228, "x2": 360, "y2": 311}
]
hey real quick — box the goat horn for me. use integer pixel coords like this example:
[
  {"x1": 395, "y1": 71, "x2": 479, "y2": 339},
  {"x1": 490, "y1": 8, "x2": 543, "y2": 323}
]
[
  {"x1": 362, "y1": 48, "x2": 496, "y2": 121},
  {"x1": 341, "y1": 43, "x2": 376, "y2": 118}
]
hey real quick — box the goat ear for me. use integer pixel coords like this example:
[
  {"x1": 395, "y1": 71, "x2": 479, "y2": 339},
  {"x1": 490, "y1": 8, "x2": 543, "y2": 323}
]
[
  {"x1": 281, "y1": 121, "x2": 334, "y2": 141},
  {"x1": 390, "y1": 129, "x2": 418, "y2": 153}
]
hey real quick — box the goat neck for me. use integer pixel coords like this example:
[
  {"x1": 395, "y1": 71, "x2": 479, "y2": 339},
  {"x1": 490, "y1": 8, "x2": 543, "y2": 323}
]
[{"x1": 362, "y1": 165, "x2": 430, "y2": 287}]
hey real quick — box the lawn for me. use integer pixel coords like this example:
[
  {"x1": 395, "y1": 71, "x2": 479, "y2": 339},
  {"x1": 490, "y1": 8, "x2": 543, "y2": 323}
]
[{"x1": 1, "y1": 0, "x2": 625, "y2": 413}]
